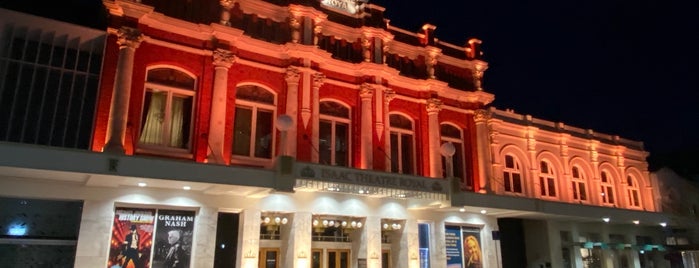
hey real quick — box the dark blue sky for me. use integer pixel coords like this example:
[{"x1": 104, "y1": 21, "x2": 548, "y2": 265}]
[{"x1": 371, "y1": 0, "x2": 699, "y2": 159}]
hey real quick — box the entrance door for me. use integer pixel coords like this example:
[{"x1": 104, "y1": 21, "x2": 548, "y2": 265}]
[
  {"x1": 259, "y1": 248, "x2": 279, "y2": 268},
  {"x1": 327, "y1": 249, "x2": 350, "y2": 268},
  {"x1": 382, "y1": 249, "x2": 391, "y2": 268}
]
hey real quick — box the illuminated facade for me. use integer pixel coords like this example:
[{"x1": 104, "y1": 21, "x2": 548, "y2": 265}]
[{"x1": 0, "y1": 1, "x2": 694, "y2": 268}]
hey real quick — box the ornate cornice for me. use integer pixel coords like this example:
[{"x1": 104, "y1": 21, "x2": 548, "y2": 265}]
[
  {"x1": 312, "y1": 72, "x2": 326, "y2": 88},
  {"x1": 425, "y1": 98, "x2": 442, "y2": 114},
  {"x1": 213, "y1": 49, "x2": 235, "y2": 68},
  {"x1": 359, "y1": 84, "x2": 374, "y2": 99},
  {"x1": 285, "y1": 67, "x2": 301, "y2": 84}
]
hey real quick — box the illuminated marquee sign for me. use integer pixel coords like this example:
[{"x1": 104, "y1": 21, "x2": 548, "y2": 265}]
[
  {"x1": 320, "y1": 0, "x2": 364, "y2": 15},
  {"x1": 297, "y1": 164, "x2": 449, "y2": 194}
]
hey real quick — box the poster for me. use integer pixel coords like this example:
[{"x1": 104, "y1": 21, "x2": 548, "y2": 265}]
[
  {"x1": 152, "y1": 209, "x2": 195, "y2": 268},
  {"x1": 462, "y1": 227, "x2": 482, "y2": 268},
  {"x1": 445, "y1": 225, "x2": 463, "y2": 268},
  {"x1": 108, "y1": 207, "x2": 156, "y2": 268}
]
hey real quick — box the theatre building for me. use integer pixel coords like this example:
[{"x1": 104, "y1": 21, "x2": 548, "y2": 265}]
[{"x1": 0, "y1": 0, "x2": 689, "y2": 268}]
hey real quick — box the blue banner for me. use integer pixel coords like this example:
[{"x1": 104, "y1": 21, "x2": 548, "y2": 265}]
[{"x1": 445, "y1": 225, "x2": 463, "y2": 268}]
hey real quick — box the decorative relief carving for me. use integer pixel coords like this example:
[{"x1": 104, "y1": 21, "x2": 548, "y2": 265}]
[
  {"x1": 359, "y1": 84, "x2": 374, "y2": 99},
  {"x1": 362, "y1": 36, "x2": 372, "y2": 62},
  {"x1": 213, "y1": 49, "x2": 235, "y2": 68},
  {"x1": 383, "y1": 89, "x2": 395, "y2": 104},
  {"x1": 425, "y1": 98, "x2": 442, "y2": 114},
  {"x1": 473, "y1": 62, "x2": 487, "y2": 91},
  {"x1": 289, "y1": 15, "x2": 301, "y2": 43},
  {"x1": 285, "y1": 67, "x2": 301, "y2": 84},
  {"x1": 313, "y1": 25, "x2": 322, "y2": 46},
  {"x1": 116, "y1": 27, "x2": 143, "y2": 49},
  {"x1": 474, "y1": 109, "x2": 490, "y2": 122},
  {"x1": 312, "y1": 72, "x2": 325, "y2": 88},
  {"x1": 427, "y1": 52, "x2": 439, "y2": 79},
  {"x1": 220, "y1": 0, "x2": 235, "y2": 25}
]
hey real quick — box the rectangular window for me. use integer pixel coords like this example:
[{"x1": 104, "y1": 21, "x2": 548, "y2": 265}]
[
  {"x1": 214, "y1": 212, "x2": 239, "y2": 268},
  {"x1": 400, "y1": 134, "x2": 414, "y2": 175},
  {"x1": 233, "y1": 107, "x2": 252, "y2": 156},
  {"x1": 254, "y1": 109, "x2": 273, "y2": 158},
  {"x1": 513, "y1": 173, "x2": 522, "y2": 193},
  {"x1": 418, "y1": 223, "x2": 430, "y2": 268}
]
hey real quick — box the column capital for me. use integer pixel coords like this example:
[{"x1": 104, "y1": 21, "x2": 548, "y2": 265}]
[
  {"x1": 213, "y1": 49, "x2": 235, "y2": 68},
  {"x1": 473, "y1": 109, "x2": 490, "y2": 123},
  {"x1": 383, "y1": 89, "x2": 395, "y2": 104},
  {"x1": 116, "y1": 27, "x2": 144, "y2": 49},
  {"x1": 285, "y1": 67, "x2": 301, "y2": 84},
  {"x1": 312, "y1": 72, "x2": 325, "y2": 88},
  {"x1": 359, "y1": 84, "x2": 374, "y2": 100},
  {"x1": 425, "y1": 98, "x2": 442, "y2": 114}
]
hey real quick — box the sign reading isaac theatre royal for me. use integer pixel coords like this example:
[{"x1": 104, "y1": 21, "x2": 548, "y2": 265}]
[
  {"x1": 320, "y1": 0, "x2": 366, "y2": 15},
  {"x1": 297, "y1": 163, "x2": 449, "y2": 194}
]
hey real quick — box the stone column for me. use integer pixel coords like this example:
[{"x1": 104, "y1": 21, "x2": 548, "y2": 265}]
[
  {"x1": 282, "y1": 212, "x2": 312, "y2": 268},
  {"x1": 237, "y1": 209, "x2": 261, "y2": 268},
  {"x1": 284, "y1": 67, "x2": 301, "y2": 157},
  {"x1": 615, "y1": 145, "x2": 628, "y2": 208},
  {"x1": 353, "y1": 216, "x2": 382, "y2": 268},
  {"x1": 103, "y1": 27, "x2": 143, "y2": 154},
  {"x1": 559, "y1": 133, "x2": 571, "y2": 201},
  {"x1": 359, "y1": 84, "x2": 374, "y2": 169},
  {"x1": 397, "y1": 219, "x2": 420, "y2": 268},
  {"x1": 207, "y1": 49, "x2": 234, "y2": 164},
  {"x1": 588, "y1": 139, "x2": 601, "y2": 205},
  {"x1": 526, "y1": 126, "x2": 538, "y2": 198},
  {"x1": 310, "y1": 72, "x2": 324, "y2": 163},
  {"x1": 383, "y1": 89, "x2": 395, "y2": 172},
  {"x1": 474, "y1": 109, "x2": 490, "y2": 193},
  {"x1": 426, "y1": 98, "x2": 442, "y2": 178}
]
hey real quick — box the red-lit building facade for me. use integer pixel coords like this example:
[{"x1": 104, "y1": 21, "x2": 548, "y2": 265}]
[{"x1": 0, "y1": 0, "x2": 694, "y2": 267}]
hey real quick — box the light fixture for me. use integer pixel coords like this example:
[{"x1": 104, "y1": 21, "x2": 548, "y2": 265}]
[
  {"x1": 480, "y1": 210, "x2": 487, "y2": 214},
  {"x1": 322, "y1": 220, "x2": 328, "y2": 227},
  {"x1": 183, "y1": 186, "x2": 191, "y2": 190},
  {"x1": 359, "y1": 189, "x2": 365, "y2": 194},
  {"x1": 356, "y1": 222, "x2": 362, "y2": 228},
  {"x1": 633, "y1": 220, "x2": 640, "y2": 225},
  {"x1": 602, "y1": 217, "x2": 610, "y2": 223},
  {"x1": 138, "y1": 182, "x2": 147, "y2": 187},
  {"x1": 459, "y1": 208, "x2": 466, "y2": 212},
  {"x1": 274, "y1": 217, "x2": 281, "y2": 224},
  {"x1": 329, "y1": 220, "x2": 335, "y2": 227},
  {"x1": 281, "y1": 218, "x2": 288, "y2": 225},
  {"x1": 660, "y1": 222, "x2": 667, "y2": 227},
  {"x1": 351, "y1": 221, "x2": 357, "y2": 228},
  {"x1": 383, "y1": 223, "x2": 389, "y2": 230},
  {"x1": 341, "y1": 221, "x2": 347, "y2": 227},
  {"x1": 600, "y1": 192, "x2": 605, "y2": 196},
  {"x1": 312, "y1": 219, "x2": 319, "y2": 226},
  {"x1": 264, "y1": 217, "x2": 271, "y2": 224}
]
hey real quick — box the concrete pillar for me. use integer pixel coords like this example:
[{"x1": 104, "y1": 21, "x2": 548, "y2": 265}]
[
  {"x1": 382, "y1": 89, "x2": 395, "y2": 172},
  {"x1": 282, "y1": 212, "x2": 312, "y2": 268},
  {"x1": 310, "y1": 72, "x2": 324, "y2": 163},
  {"x1": 284, "y1": 67, "x2": 301, "y2": 157},
  {"x1": 103, "y1": 27, "x2": 143, "y2": 154},
  {"x1": 207, "y1": 49, "x2": 234, "y2": 164},
  {"x1": 426, "y1": 98, "x2": 442, "y2": 178},
  {"x1": 474, "y1": 109, "x2": 491, "y2": 193},
  {"x1": 359, "y1": 84, "x2": 374, "y2": 169},
  {"x1": 397, "y1": 218, "x2": 420, "y2": 268},
  {"x1": 237, "y1": 209, "x2": 261, "y2": 268}
]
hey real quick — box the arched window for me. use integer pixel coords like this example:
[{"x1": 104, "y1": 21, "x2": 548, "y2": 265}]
[
  {"x1": 600, "y1": 170, "x2": 615, "y2": 205},
  {"x1": 319, "y1": 101, "x2": 350, "y2": 166},
  {"x1": 539, "y1": 160, "x2": 557, "y2": 197},
  {"x1": 232, "y1": 85, "x2": 275, "y2": 160},
  {"x1": 139, "y1": 67, "x2": 196, "y2": 150},
  {"x1": 440, "y1": 124, "x2": 468, "y2": 187},
  {"x1": 503, "y1": 154, "x2": 523, "y2": 194},
  {"x1": 389, "y1": 114, "x2": 415, "y2": 175},
  {"x1": 627, "y1": 175, "x2": 641, "y2": 207},
  {"x1": 571, "y1": 166, "x2": 588, "y2": 201}
]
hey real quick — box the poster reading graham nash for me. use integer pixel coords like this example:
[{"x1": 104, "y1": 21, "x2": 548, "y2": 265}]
[
  {"x1": 108, "y1": 207, "x2": 156, "y2": 268},
  {"x1": 152, "y1": 210, "x2": 195, "y2": 268}
]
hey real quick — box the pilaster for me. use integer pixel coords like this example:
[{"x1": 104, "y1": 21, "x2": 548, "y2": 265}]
[
  {"x1": 426, "y1": 98, "x2": 442, "y2": 178},
  {"x1": 474, "y1": 109, "x2": 491, "y2": 193},
  {"x1": 310, "y1": 72, "x2": 325, "y2": 163},
  {"x1": 284, "y1": 67, "x2": 301, "y2": 157},
  {"x1": 207, "y1": 49, "x2": 235, "y2": 164},
  {"x1": 359, "y1": 84, "x2": 374, "y2": 169},
  {"x1": 383, "y1": 89, "x2": 396, "y2": 172},
  {"x1": 237, "y1": 209, "x2": 261, "y2": 268}
]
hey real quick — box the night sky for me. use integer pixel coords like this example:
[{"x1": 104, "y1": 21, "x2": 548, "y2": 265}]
[
  {"x1": 371, "y1": 0, "x2": 699, "y2": 174},
  {"x1": 2, "y1": 0, "x2": 697, "y2": 174}
]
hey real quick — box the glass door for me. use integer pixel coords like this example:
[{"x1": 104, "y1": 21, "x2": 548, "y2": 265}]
[
  {"x1": 327, "y1": 249, "x2": 350, "y2": 268},
  {"x1": 382, "y1": 249, "x2": 391, "y2": 268},
  {"x1": 259, "y1": 248, "x2": 279, "y2": 268},
  {"x1": 312, "y1": 249, "x2": 323, "y2": 268}
]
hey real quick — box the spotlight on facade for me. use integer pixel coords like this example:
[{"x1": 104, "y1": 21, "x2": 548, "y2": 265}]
[
  {"x1": 183, "y1": 186, "x2": 191, "y2": 190},
  {"x1": 459, "y1": 208, "x2": 465, "y2": 212},
  {"x1": 660, "y1": 222, "x2": 667, "y2": 227},
  {"x1": 138, "y1": 182, "x2": 147, "y2": 187},
  {"x1": 602, "y1": 217, "x2": 610, "y2": 223},
  {"x1": 480, "y1": 210, "x2": 487, "y2": 214},
  {"x1": 633, "y1": 220, "x2": 640, "y2": 225}
]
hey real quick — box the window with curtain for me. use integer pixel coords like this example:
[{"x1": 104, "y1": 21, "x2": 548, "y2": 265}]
[
  {"x1": 440, "y1": 124, "x2": 467, "y2": 187},
  {"x1": 503, "y1": 154, "x2": 523, "y2": 194},
  {"x1": 626, "y1": 175, "x2": 641, "y2": 207},
  {"x1": 539, "y1": 160, "x2": 557, "y2": 197},
  {"x1": 571, "y1": 166, "x2": 588, "y2": 201},
  {"x1": 600, "y1": 171, "x2": 615, "y2": 205},
  {"x1": 389, "y1": 114, "x2": 415, "y2": 175},
  {"x1": 232, "y1": 85, "x2": 275, "y2": 160},
  {"x1": 139, "y1": 68, "x2": 195, "y2": 150},
  {"x1": 319, "y1": 101, "x2": 350, "y2": 166}
]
